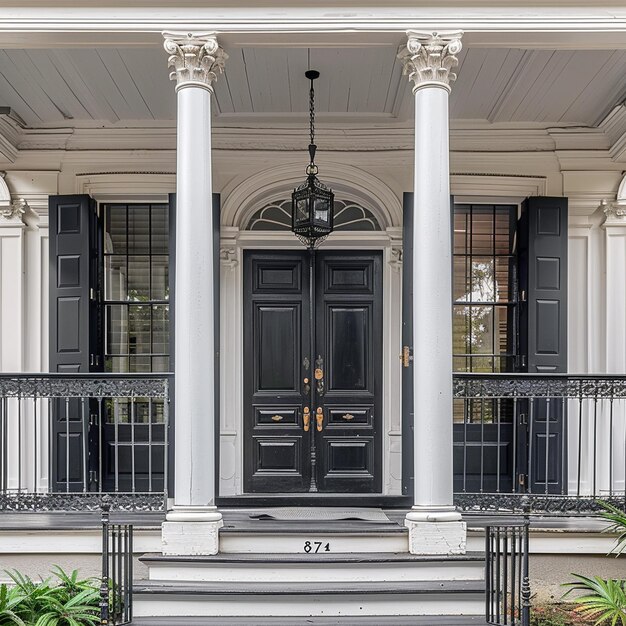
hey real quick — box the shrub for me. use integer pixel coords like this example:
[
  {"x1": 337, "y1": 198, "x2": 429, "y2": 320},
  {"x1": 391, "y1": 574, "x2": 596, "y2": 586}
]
[
  {"x1": 564, "y1": 501, "x2": 626, "y2": 626},
  {"x1": 0, "y1": 566, "x2": 100, "y2": 626}
]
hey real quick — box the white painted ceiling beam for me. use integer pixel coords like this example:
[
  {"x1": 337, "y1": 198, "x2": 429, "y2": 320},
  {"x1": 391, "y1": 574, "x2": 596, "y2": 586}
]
[{"x1": 2, "y1": 7, "x2": 626, "y2": 49}]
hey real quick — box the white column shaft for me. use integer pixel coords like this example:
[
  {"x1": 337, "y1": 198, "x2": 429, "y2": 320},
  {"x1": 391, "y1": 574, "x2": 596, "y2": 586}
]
[
  {"x1": 412, "y1": 86, "x2": 455, "y2": 511},
  {"x1": 174, "y1": 85, "x2": 216, "y2": 509}
]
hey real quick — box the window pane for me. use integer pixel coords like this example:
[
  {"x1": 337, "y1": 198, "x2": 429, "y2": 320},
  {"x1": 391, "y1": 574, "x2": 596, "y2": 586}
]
[
  {"x1": 453, "y1": 305, "x2": 470, "y2": 355},
  {"x1": 105, "y1": 205, "x2": 127, "y2": 254},
  {"x1": 128, "y1": 256, "x2": 150, "y2": 301},
  {"x1": 106, "y1": 305, "x2": 127, "y2": 355},
  {"x1": 152, "y1": 356, "x2": 169, "y2": 372},
  {"x1": 151, "y1": 205, "x2": 168, "y2": 254},
  {"x1": 470, "y1": 208, "x2": 494, "y2": 254},
  {"x1": 151, "y1": 256, "x2": 169, "y2": 300},
  {"x1": 470, "y1": 257, "x2": 495, "y2": 302},
  {"x1": 105, "y1": 356, "x2": 128, "y2": 373},
  {"x1": 129, "y1": 355, "x2": 151, "y2": 372},
  {"x1": 495, "y1": 257, "x2": 513, "y2": 303},
  {"x1": 469, "y1": 306, "x2": 494, "y2": 355},
  {"x1": 127, "y1": 205, "x2": 150, "y2": 254},
  {"x1": 152, "y1": 305, "x2": 169, "y2": 354},
  {"x1": 129, "y1": 305, "x2": 151, "y2": 354},
  {"x1": 105, "y1": 255, "x2": 127, "y2": 301},
  {"x1": 453, "y1": 256, "x2": 470, "y2": 301},
  {"x1": 453, "y1": 209, "x2": 470, "y2": 254}
]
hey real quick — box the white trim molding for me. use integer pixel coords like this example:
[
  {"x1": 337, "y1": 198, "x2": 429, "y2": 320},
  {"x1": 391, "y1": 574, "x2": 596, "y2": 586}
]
[{"x1": 221, "y1": 162, "x2": 403, "y2": 229}]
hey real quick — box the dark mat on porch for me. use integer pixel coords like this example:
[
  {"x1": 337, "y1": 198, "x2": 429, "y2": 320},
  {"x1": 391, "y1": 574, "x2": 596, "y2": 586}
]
[{"x1": 249, "y1": 507, "x2": 390, "y2": 522}]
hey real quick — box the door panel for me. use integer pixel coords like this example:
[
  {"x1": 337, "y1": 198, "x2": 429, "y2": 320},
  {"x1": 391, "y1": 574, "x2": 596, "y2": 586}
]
[
  {"x1": 244, "y1": 252, "x2": 311, "y2": 493},
  {"x1": 243, "y1": 250, "x2": 383, "y2": 494},
  {"x1": 315, "y1": 252, "x2": 382, "y2": 493}
]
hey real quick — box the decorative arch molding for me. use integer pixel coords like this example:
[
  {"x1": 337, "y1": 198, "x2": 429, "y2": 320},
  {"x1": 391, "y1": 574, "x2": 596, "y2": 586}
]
[{"x1": 221, "y1": 162, "x2": 402, "y2": 229}]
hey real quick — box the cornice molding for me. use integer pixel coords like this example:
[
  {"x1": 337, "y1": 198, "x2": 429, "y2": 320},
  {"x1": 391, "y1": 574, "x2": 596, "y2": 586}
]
[
  {"x1": 8, "y1": 123, "x2": 613, "y2": 155},
  {"x1": 599, "y1": 104, "x2": 626, "y2": 162}
]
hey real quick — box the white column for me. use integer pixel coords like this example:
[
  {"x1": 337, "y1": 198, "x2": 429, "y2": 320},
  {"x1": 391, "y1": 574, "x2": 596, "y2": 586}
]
[
  {"x1": 161, "y1": 32, "x2": 227, "y2": 556},
  {"x1": 398, "y1": 31, "x2": 466, "y2": 555}
]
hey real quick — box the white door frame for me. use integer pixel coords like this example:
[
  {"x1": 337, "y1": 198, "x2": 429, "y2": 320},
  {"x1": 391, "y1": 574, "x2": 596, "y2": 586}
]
[{"x1": 218, "y1": 227, "x2": 404, "y2": 496}]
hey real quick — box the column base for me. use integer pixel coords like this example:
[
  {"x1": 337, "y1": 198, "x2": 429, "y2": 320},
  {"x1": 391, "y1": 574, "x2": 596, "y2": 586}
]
[
  {"x1": 162, "y1": 506, "x2": 223, "y2": 555},
  {"x1": 405, "y1": 507, "x2": 466, "y2": 555}
]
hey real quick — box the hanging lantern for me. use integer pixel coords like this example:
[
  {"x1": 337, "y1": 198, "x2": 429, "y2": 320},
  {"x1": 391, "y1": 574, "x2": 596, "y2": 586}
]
[{"x1": 291, "y1": 70, "x2": 334, "y2": 248}]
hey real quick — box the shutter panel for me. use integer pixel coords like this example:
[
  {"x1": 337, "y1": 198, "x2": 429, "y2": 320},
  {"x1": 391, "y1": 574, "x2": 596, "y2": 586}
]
[
  {"x1": 401, "y1": 192, "x2": 413, "y2": 496},
  {"x1": 518, "y1": 196, "x2": 568, "y2": 494},
  {"x1": 49, "y1": 194, "x2": 99, "y2": 492}
]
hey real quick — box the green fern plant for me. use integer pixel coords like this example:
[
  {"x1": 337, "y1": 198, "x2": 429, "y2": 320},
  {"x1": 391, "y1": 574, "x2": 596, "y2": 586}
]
[
  {"x1": 0, "y1": 583, "x2": 26, "y2": 626},
  {"x1": 1, "y1": 567, "x2": 101, "y2": 626},
  {"x1": 563, "y1": 575, "x2": 626, "y2": 626},
  {"x1": 563, "y1": 501, "x2": 626, "y2": 626}
]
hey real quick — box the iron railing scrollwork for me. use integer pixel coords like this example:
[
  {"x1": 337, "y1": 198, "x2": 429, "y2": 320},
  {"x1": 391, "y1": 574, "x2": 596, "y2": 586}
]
[
  {"x1": 0, "y1": 373, "x2": 169, "y2": 511},
  {"x1": 453, "y1": 373, "x2": 626, "y2": 515}
]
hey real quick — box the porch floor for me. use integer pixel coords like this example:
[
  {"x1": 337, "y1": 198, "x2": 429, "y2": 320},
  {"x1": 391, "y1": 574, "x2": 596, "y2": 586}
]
[{"x1": 0, "y1": 508, "x2": 610, "y2": 532}]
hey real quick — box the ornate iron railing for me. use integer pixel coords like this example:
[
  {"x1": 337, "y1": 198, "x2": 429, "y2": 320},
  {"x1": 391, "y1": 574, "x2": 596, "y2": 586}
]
[
  {"x1": 0, "y1": 373, "x2": 169, "y2": 511},
  {"x1": 485, "y1": 519, "x2": 530, "y2": 626},
  {"x1": 101, "y1": 502, "x2": 133, "y2": 625},
  {"x1": 454, "y1": 373, "x2": 626, "y2": 514}
]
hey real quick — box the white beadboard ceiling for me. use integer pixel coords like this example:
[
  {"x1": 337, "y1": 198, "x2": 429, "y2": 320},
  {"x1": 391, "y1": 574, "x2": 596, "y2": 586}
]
[{"x1": 0, "y1": 46, "x2": 625, "y2": 127}]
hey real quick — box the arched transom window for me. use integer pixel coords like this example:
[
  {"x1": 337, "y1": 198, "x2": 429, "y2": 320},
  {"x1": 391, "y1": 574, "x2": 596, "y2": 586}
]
[{"x1": 246, "y1": 198, "x2": 382, "y2": 231}]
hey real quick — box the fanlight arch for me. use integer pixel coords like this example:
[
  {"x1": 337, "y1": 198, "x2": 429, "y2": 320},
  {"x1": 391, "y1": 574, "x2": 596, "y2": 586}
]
[
  {"x1": 220, "y1": 162, "x2": 402, "y2": 229},
  {"x1": 246, "y1": 198, "x2": 381, "y2": 231}
]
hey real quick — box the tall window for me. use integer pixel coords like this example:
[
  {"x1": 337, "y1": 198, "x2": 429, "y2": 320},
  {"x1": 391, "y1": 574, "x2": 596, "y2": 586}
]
[
  {"x1": 453, "y1": 204, "x2": 517, "y2": 374},
  {"x1": 103, "y1": 203, "x2": 170, "y2": 375}
]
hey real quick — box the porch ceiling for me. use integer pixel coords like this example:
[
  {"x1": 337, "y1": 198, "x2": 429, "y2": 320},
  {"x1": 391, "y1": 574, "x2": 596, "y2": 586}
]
[{"x1": 0, "y1": 45, "x2": 625, "y2": 128}]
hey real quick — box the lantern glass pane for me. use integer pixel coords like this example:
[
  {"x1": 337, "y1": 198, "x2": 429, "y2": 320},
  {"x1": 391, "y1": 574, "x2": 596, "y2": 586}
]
[
  {"x1": 296, "y1": 197, "x2": 309, "y2": 224},
  {"x1": 314, "y1": 197, "x2": 329, "y2": 223}
]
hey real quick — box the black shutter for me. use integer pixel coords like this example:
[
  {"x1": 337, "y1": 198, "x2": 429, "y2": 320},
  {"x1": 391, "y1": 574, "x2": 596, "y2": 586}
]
[
  {"x1": 518, "y1": 196, "x2": 568, "y2": 494},
  {"x1": 49, "y1": 194, "x2": 100, "y2": 492},
  {"x1": 401, "y1": 192, "x2": 413, "y2": 496}
]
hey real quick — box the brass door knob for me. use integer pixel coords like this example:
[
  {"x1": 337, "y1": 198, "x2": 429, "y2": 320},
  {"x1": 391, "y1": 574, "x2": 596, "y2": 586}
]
[{"x1": 303, "y1": 407, "x2": 310, "y2": 432}]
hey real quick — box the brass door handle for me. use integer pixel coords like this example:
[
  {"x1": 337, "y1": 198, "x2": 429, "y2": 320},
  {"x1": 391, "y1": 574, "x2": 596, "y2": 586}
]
[
  {"x1": 316, "y1": 407, "x2": 324, "y2": 431},
  {"x1": 315, "y1": 355, "x2": 324, "y2": 395},
  {"x1": 303, "y1": 407, "x2": 310, "y2": 432}
]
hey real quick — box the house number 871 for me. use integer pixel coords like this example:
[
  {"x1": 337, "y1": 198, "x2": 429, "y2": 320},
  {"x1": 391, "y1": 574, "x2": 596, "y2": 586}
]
[{"x1": 303, "y1": 541, "x2": 330, "y2": 553}]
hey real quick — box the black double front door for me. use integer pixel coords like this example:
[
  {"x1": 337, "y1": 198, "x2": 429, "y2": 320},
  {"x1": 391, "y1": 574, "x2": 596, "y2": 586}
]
[{"x1": 243, "y1": 250, "x2": 383, "y2": 494}]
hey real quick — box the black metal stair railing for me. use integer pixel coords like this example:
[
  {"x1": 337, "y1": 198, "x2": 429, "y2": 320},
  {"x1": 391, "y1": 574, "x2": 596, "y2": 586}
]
[
  {"x1": 485, "y1": 519, "x2": 531, "y2": 626},
  {"x1": 453, "y1": 373, "x2": 626, "y2": 515},
  {"x1": 101, "y1": 501, "x2": 133, "y2": 625},
  {"x1": 0, "y1": 373, "x2": 169, "y2": 511}
]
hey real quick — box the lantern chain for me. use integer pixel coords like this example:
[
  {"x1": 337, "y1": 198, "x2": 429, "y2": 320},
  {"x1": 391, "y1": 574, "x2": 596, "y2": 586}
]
[{"x1": 309, "y1": 78, "x2": 315, "y2": 156}]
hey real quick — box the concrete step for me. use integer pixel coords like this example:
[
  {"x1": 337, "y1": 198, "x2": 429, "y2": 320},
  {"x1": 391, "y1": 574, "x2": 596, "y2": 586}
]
[
  {"x1": 132, "y1": 579, "x2": 486, "y2": 618},
  {"x1": 219, "y1": 527, "x2": 408, "y2": 554},
  {"x1": 140, "y1": 551, "x2": 485, "y2": 583}
]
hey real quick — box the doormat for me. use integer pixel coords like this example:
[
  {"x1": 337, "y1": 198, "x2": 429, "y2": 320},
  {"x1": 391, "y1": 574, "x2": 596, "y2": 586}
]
[{"x1": 249, "y1": 507, "x2": 390, "y2": 522}]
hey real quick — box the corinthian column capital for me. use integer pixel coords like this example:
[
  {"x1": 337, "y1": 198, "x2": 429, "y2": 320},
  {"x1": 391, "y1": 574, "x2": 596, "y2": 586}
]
[
  {"x1": 163, "y1": 32, "x2": 228, "y2": 92},
  {"x1": 398, "y1": 31, "x2": 463, "y2": 93}
]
